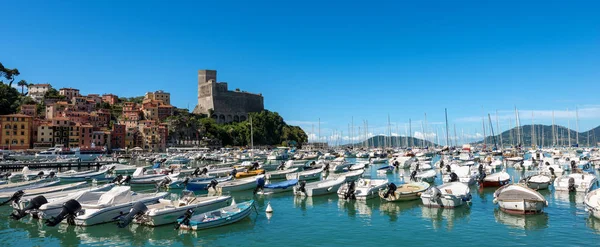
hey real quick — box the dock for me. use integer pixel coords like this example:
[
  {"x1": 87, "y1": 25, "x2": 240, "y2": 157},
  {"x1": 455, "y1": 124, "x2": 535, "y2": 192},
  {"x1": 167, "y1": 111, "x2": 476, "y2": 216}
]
[{"x1": 0, "y1": 160, "x2": 116, "y2": 172}]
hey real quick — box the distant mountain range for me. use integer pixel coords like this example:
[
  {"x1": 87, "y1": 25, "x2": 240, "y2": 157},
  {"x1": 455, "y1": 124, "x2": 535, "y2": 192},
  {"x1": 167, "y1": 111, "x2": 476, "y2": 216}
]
[
  {"x1": 347, "y1": 135, "x2": 437, "y2": 148},
  {"x1": 478, "y1": 124, "x2": 600, "y2": 147}
]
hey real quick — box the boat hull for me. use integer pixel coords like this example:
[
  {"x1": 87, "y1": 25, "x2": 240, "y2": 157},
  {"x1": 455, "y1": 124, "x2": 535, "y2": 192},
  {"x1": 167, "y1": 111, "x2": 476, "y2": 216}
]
[
  {"x1": 497, "y1": 200, "x2": 545, "y2": 215},
  {"x1": 137, "y1": 197, "x2": 232, "y2": 226}
]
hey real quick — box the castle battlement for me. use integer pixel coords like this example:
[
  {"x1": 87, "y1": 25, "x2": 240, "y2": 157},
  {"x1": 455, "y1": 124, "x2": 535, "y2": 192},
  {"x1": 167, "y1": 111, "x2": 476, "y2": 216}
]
[{"x1": 193, "y1": 70, "x2": 264, "y2": 123}]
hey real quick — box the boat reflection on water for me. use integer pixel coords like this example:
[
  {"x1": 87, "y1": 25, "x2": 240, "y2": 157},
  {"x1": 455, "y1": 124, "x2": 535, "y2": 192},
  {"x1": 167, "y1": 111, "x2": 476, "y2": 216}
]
[
  {"x1": 494, "y1": 208, "x2": 548, "y2": 230},
  {"x1": 554, "y1": 191, "x2": 585, "y2": 206},
  {"x1": 421, "y1": 206, "x2": 471, "y2": 230},
  {"x1": 294, "y1": 194, "x2": 336, "y2": 212},
  {"x1": 337, "y1": 199, "x2": 378, "y2": 218},
  {"x1": 586, "y1": 216, "x2": 600, "y2": 233},
  {"x1": 379, "y1": 200, "x2": 421, "y2": 222}
]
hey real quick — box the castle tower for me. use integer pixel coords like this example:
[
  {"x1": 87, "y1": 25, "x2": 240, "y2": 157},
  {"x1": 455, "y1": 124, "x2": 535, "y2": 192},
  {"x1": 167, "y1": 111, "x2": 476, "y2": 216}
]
[{"x1": 193, "y1": 70, "x2": 217, "y2": 115}]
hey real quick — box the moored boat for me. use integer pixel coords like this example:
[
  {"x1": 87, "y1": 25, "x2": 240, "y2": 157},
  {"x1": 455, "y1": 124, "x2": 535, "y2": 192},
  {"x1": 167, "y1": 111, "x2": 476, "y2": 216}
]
[
  {"x1": 420, "y1": 182, "x2": 471, "y2": 208},
  {"x1": 257, "y1": 179, "x2": 298, "y2": 195},
  {"x1": 553, "y1": 172, "x2": 597, "y2": 193},
  {"x1": 176, "y1": 200, "x2": 255, "y2": 231},
  {"x1": 493, "y1": 184, "x2": 547, "y2": 214},
  {"x1": 379, "y1": 181, "x2": 430, "y2": 202},
  {"x1": 293, "y1": 177, "x2": 346, "y2": 197},
  {"x1": 479, "y1": 171, "x2": 511, "y2": 188},
  {"x1": 338, "y1": 178, "x2": 388, "y2": 201}
]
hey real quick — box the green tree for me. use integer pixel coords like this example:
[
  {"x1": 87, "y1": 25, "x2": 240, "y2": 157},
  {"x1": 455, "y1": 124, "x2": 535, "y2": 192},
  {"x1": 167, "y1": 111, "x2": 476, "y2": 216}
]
[
  {"x1": 17, "y1": 80, "x2": 28, "y2": 95},
  {"x1": 0, "y1": 83, "x2": 21, "y2": 115},
  {"x1": 0, "y1": 62, "x2": 20, "y2": 87}
]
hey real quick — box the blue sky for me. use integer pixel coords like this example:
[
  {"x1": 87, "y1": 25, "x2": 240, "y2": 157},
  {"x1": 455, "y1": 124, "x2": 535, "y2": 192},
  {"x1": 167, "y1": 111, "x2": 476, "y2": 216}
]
[{"x1": 2, "y1": 0, "x2": 599, "y2": 145}]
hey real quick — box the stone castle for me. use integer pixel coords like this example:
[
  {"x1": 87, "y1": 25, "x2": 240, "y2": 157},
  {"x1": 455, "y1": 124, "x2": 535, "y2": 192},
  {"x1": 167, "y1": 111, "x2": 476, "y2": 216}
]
[{"x1": 193, "y1": 70, "x2": 264, "y2": 123}]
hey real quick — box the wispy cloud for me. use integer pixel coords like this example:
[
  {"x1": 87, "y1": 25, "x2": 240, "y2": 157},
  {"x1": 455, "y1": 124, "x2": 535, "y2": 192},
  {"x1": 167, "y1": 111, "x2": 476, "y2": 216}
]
[{"x1": 455, "y1": 106, "x2": 600, "y2": 123}]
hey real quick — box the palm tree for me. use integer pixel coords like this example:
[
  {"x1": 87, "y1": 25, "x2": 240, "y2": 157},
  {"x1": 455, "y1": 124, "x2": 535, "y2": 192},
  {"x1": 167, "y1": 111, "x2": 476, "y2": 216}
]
[{"x1": 17, "y1": 80, "x2": 27, "y2": 95}]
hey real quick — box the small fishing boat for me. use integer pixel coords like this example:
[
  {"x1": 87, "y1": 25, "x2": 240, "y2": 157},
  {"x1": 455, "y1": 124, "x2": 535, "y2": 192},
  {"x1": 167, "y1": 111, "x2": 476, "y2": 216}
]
[
  {"x1": 370, "y1": 157, "x2": 388, "y2": 164},
  {"x1": 102, "y1": 163, "x2": 139, "y2": 174},
  {"x1": 414, "y1": 169, "x2": 437, "y2": 183},
  {"x1": 377, "y1": 165, "x2": 395, "y2": 174},
  {"x1": 338, "y1": 178, "x2": 388, "y2": 201},
  {"x1": 122, "y1": 191, "x2": 232, "y2": 227},
  {"x1": 7, "y1": 167, "x2": 56, "y2": 181},
  {"x1": 493, "y1": 184, "x2": 547, "y2": 214},
  {"x1": 42, "y1": 186, "x2": 168, "y2": 226},
  {"x1": 0, "y1": 181, "x2": 86, "y2": 202},
  {"x1": 285, "y1": 168, "x2": 323, "y2": 181},
  {"x1": 206, "y1": 167, "x2": 235, "y2": 177},
  {"x1": 349, "y1": 163, "x2": 367, "y2": 171},
  {"x1": 128, "y1": 168, "x2": 176, "y2": 185},
  {"x1": 327, "y1": 169, "x2": 364, "y2": 182},
  {"x1": 441, "y1": 166, "x2": 476, "y2": 185},
  {"x1": 265, "y1": 168, "x2": 298, "y2": 180},
  {"x1": 234, "y1": 169, "x2": 265, "y2": 179},
  {"x1": 257, "y1": 179, "x2": 298, "y2": 195},
  {"x1": 521, "y1": 172, "x2": 553, "y2": 190},
  {"x1": 584, "y1": 188, "x2": 600, "y2": 220},
  {"x1": 553, "y1": 172, "x2": 597, "y2": 193},
  {"x1": 293, "y1": 177, "x2": 346, "y2": 197},
  {"x1": 57, "y1": 166, "x2": 115, "y2": 182},
  {"x1": 185, "y1": 176, "x2": 232, "y2": 191},
  {"x1": 212, "y1": 176, "x2": 263, "y2": 193},
  {"x1": 0, "y1": 176, "x2": 60, "y2": 193},
  {"x1": 177, "y1": 200, "x2": 255, "y2": 231},
  {"x1": 479, "y1": 171, "x2": 511, "y2": 188},
  {"x1": 420, "y1": 182, "x2": 471, "y2": 208},
  {"x1": 379, "y1": 182, "x2": 430, "y2": 202}
]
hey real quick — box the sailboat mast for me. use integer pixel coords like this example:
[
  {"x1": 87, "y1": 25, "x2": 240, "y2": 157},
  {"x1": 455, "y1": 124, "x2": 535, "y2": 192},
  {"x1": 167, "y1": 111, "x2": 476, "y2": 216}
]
[
  {"x1": 531, "y1": 111, "x2": 535, "y2": 149},
  {"x1": 445, "y1": 108, "x2": 450, "y2": 147},
  {"x1": 453, "y1": 124, "x2": 457, "y2": 147},
  {"x1": 496, "y1": 110, "x2": 502, "y2": 149},
  {"x1": 567, "y1": 108, "x2": 571, "y2": 147},
  {"x1": 409, "y1": 118, "x2": 413, "y2": 148},
  {"x1": 552, "y1": 111, "x2": 556, "y2": 146},
  {"x1": 576, "y1": 107, "x2": 580, "y2": 145}
]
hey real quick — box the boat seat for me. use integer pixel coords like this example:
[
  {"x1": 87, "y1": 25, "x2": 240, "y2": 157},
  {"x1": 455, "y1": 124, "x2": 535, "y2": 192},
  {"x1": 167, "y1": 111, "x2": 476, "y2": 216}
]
[{"x1": 211, "y1": 211, "x2": 222, "y2": 217}]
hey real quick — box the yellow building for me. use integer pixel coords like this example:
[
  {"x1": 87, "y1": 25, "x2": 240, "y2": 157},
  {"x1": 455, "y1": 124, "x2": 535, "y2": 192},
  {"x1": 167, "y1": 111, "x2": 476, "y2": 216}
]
[
  {"x1": 144, "y1": 90, "x2": 170, "y2": 105},
  {"x1": 0, "y1": 114, "x2": 33, "y2": 150}
]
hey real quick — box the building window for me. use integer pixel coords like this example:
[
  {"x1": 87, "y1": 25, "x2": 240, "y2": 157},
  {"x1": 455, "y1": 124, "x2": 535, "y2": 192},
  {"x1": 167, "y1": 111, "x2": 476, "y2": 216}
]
[
  {"x1": 41, "y1": 132, "x2": 44, "y2": 136},
  {"x1": 21, "y1": 140, "x2": 24, "y2": 145},
  {"x1": 21, "y1": 124, "x2": 24, "y2": 129},
  {"x1": 21, "y1": 131, "x2": 24, "y2": 135},
  {"x1": 5, "y1": 131, "x2": 8, "y2": 136},
  {"x1": 41, "y1": 138, "x2": 44, "y2": 142}
]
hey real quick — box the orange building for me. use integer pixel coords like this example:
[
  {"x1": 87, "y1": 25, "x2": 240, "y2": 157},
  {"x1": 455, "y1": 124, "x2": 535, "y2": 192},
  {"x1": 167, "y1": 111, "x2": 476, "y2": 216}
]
[{"x1": 0, "y1": 114, "x2": 33, "y2": 150}]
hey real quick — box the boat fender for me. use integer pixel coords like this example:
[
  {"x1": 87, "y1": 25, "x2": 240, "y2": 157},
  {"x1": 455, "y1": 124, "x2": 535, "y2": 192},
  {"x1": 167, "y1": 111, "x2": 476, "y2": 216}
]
[
  {"x1": 492, "y1": 198, "x2": 498, "y2": 204},
  {"x1": 45, "y1": 199, "x2": 81, "y2": 227},
  {"x1": 0, "y1": 190, "x2": 25, "y2": 207},
  {"x1": 266, "y1": 202, "x2": 273, "y2": 213},
  {"x1": 117, "y1": 201, "x2": 148, "y2": 228}
]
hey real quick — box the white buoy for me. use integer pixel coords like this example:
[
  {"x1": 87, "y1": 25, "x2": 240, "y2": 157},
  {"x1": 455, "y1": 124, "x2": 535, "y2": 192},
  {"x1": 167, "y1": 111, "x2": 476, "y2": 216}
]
[{"x1": 265, "y1": 202, "x2": 273, "y2": 213}]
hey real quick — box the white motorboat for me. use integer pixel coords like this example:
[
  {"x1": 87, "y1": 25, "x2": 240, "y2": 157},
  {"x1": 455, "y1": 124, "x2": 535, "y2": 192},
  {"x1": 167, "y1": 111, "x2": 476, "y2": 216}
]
[
  {"x1": 338, "y1": 178, "x2": 388, "y2": 201},
  {"x1": 379, "y1": 181, "x2": 430, "y2": 202},
  {"x1": 125, "y1": 192, "x2": 232, "y2": 227},
  {"x1": 370, "y1": 157, "x2": 388, "y2": 164},
  {"x1": 584, "y1": 188, "x2": 600, "y2": 220},
  {"x1": 420, "y1": 182, "x2": 471, "y2": 208},
  {"x1": 293, "y1": 177, "x2": 346, "y2": 197},
  {"x1": 265, "y1": 168, "x2": 298, "y2": 180},
  {"x1": 479, "y1": 171, "x2": 511, "y2": 188},
  {"x1": 42, "y1": 186, "x2": 168, "y2": 226},
  {"x1": 493, "y1": 184, "x2": 547, "y2": 214},
  {"x1": 57, "y1": 166, "x2": 115, "y2": 182},
  {"x1": 553, "y1": 172, "x2": 597, "y2": 193},
  {"x1": 349, "y1": 163, "x2": 367, "y2": 171},
  {"x1": 0, "y1": 176, "x2": 60, "y2": 193},
  {"x1": 7, "y1": 166, "x2": 56, "y2": 181},
  {"x1": 389, "y1": 156, "x2": 414, "y2": 169},
  {"x1": 521, "y1": 172, "x2": 553, "y2": 190},
  {"x1": 442, "y1": 165, "x2": 476, "y2": 185},
  {"x1": 413, "y1": 169, "x2": 437, "y2": 183},
  {"x1": 0, "y1": 181, "x2": 87, "y2": 202},
  {"x1": 102, "y1": 163, "x2": 139, "y2": 174},
  {"x1": 212, "y1": 176, "x2": 262, "y2": 193},
  {"x1": 9, "y1": 183, "x2": 115, "y2": 220},
  {"x1": 327, "y1": 169, "x2": 364, "y2": 182},
  {"x1": 286, "y1": 168, "x2": 323, "y2": 181},
  {"x1": 128, "y1": 167, "x2": 177, "y2": 185}
]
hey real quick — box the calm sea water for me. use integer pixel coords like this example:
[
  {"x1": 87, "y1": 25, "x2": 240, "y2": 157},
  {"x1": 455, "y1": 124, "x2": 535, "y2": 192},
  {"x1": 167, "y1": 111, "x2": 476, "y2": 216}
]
[{"x1": 2, "y1": 157, "x2": 600, "y2": 247}]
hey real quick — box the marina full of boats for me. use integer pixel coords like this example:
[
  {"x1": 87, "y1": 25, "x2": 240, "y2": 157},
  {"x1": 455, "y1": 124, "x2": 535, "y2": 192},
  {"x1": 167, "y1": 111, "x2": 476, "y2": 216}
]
[{"x1": 2, "y1": 146, "x2": 600, "y2": 245}]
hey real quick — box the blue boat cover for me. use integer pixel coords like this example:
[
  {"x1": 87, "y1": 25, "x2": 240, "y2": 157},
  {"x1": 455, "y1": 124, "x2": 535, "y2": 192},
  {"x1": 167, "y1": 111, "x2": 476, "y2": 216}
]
[{"x1": 264, "y1": 179, "x2": 298, "y2": 189}]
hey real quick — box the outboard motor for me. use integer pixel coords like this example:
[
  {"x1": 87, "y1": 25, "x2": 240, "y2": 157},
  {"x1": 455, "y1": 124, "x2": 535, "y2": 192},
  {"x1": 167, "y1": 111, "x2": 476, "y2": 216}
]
[
  {"x1": 175, "y1": 208, "x2": 194, "y2": 230},
  {"x1": 46, "y1": 171, "x2": 56, "y2": 179},
  {"x1": 0, "y1": 190, "x2": 25, "y2": 206},
  {"x1": 449, "y1": 172, "x2": 459, "y2": 182},
  {"x1": 191, "y1": 168, "x2": 200, "y2": 177},
  {"x1": 323, "y1": 162, "x2": 330, "y2": 171},
  {"x1": 0, "y1": 172, "x2": 11, "y2": 179},
  {"x1": 571, "y1": 161, "x2": 577, "y2": 171},
  {"x1": 230, "y1": 168, "x2": 238, "y2": 178},
  {"x1": 410, "y1": 170, "x2": 417, "y2": 182},
  {"x1": 298, "y1": 181, "x2": 307, "y2": 193},
  {"x1": 117, "y1": 201, "x2": 148, "y2": 228},
  {"x1": 45, "y1": 199, "x2": 81, "y2": 226},
  {"x1": 393, "y1": 161, "x2": 400, "y2": 168},
  {"x1": 37, "y1": 171, "x2": 45, "y2": 179},
  {"x1": 111, "y1": 174, "x2": 124, "y2": 184},
  {"x1": 568, "y1": 177, "x2": 576, "y2": 192},
  {"x1": 383, "y1": 183, "x2": 397, "y2": 199},
  {"x1": 181, "y1": 177, "x2": 190, "y2": 188},
  {"x1": 253, "y1": 176, "x2": 266, "y2": 194},
  {"x1": 157, "y1": 177, "x2": 172, "y2": 190},
  {"x1": 10, "y1": 195, "x2": 48, "y2": 220},
  {"x1": 200, "y1": 167, "x2": 208, "y2": 175},
  {"x1": 207, "y1": 179, "x2": 219, "y2": 191},
  {"x1": 106, "y1": 166, "x2": 116, "y2": 175},
  {"x1": 549, "y1": 167, "x2": 556, "y2": 177},
  {"x1": 251, "y1": 162, "x2": 260, "y2": 171},
  {"x1": 344, "y1": 181, "x2": 356, "y2": 200},
  {"x1": 277, "y1": 163, "x2": 285, "y2": 171},
  {"x1": 120, "y1": 175, "x2": 132, "y2": 185},
  {"x1": 439, "y1": 160, "x2": 444, "y2": 169},
  {"x1": 430, "y1": 186, "x2": 442, "y2": 200},
  {"x1": 414, "y1": 163, "x2": 420, "y2": 172},
  {"x1": 445, "y1": 165, "x2": 451, "y2": 173}
]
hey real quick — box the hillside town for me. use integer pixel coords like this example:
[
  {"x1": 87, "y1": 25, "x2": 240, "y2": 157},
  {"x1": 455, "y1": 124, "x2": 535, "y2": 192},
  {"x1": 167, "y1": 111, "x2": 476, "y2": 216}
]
[{"x1": 0, "y1": 85, "x2": 173, "y2": 152}]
